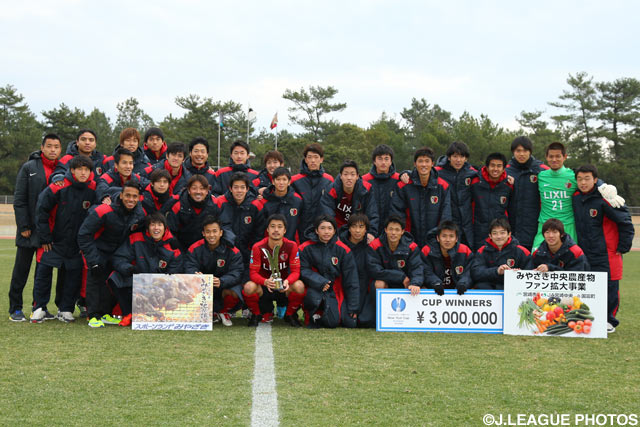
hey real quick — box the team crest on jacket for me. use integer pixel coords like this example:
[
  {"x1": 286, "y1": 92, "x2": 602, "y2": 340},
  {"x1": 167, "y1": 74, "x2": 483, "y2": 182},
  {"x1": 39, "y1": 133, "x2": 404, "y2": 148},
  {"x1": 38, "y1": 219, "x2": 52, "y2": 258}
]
[
  {"x1": 244, "y1": 216, "x2": 252, "y2": 224},
  {"x1": 465, "y1": 177, "x2": 471, "y2": 186},
  {"x1": 530, "y1": 175, "x2": 538, "y2": 183},
  {"x1": 131, "y1": 224, "x2": 138, "y2": 231},
  {"x1": 397, "y1": 259, "x2": 406, "y2": 268},
  {"x1": 559, "y1": 260, "x2": 564, "y2": 268},
  {"x1": 507, "y1": 259, "x2": 515, "y2": 268},
  {"x1": 590, "y1": 209, "x2": 598, "y2": 217},
  {"x1": 565, "y1": 182, "x2": 572, "y2": 189},
  {"x1": 82, "y1": 201, "x2": 91, "y2": 209},
  {"x1": 455, "y1": 266, "x2": 464, "y2": 275},
  {"x1": 217, "y1": 259, "x2": 225, "y2": 267},
  {"x1": 331, "y1": 257, "x2": 338, "y2": 266},
  {"x1": 280, "y1": 253, "x2": 288, "y2": 261},
  {"x1": 500, "y1": 196, "x2": 507, "y2": 204},
  {"x1": 158, "y1": 260, "x2": 167, "y2": 269},
  {"x1": 290, "y1": 208, "x2": 298, "y2": 216},
  {"x1": 96, "y1": 167, "x2": 103, "y2": 175},
  {"x1": 430, "y1": 196, "x2": 438, "y2": 204}
]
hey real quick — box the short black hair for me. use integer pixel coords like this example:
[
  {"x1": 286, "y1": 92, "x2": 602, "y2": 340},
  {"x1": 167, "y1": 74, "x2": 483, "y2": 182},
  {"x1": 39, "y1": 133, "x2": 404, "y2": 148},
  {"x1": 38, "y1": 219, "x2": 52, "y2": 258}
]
[
  {"x1": 437, "y1": 220, "x2": 459, "y2": 238},
  {"x1": 371, "y1": 144, "x2": 394, "y2": 162},
  {"x1": 145, "y1": 211, "x2": 168, "y2": 230},
  {"x1": 414, "y1": 147, "x2": 435, "y2": 162},
  {"x1": 384, "y1": 215, "x2": 405, "y2": 230},
  {"x1": 69, "y1": 155, "x2": 94, "y2": 171},
  {"x1": 266, "y1": 213, "x2": 287, "y2": 230},
  {"x1": 167, "y1": 142, "x2": 186, "y2": 156},
  {"x1": 339, "y1": 159, "x2": 359, "y2": 175},
  {"x1": 313, "y1": 214, "x2": 337, "y2": 231},
  {"x1": 114, "y1": 148, "x2": 134, "y2": 164},
  {"x1": 149, "y1": 168, "x2": 171, "y2": 184},
  {"x1": 144, "y1": 127, "x2": 164, "y2": 142},
  {"x1": 76, "y1": 128, "x2": 97, "y2": 141},
  {"x1": 263, "y1": 150, "x2": 284, "y2": 165},
  {"x1": 229, "y1": 172, "x2": 250, "y2": 188},
  {"x1": 542, "y1": 218, "x2": 565, "y2": 236},
  {"x1": 187, "y1": 174, "x2": 209, "y2": 190},
  {"x1": 511, "y1": 136, "x2": 533, "y2": 153},
  {"x1": 347, "y1": 213, "x2": 369, "y2": 229},
  {"x1": 202, "y1": 215, "x2": 221, "y2": 230},
  {"x1": 272, "y1": 166, "x2": 291, "y2": 180},
  {"x1": 42, "y1": 133, "x2": 61, "y2": 146},
  {"x1": 545, "y1": 141, "x2": 566, "y2": 156},
  {"x1": 189, "y1": 137, "x2": 209, "y2": 153},
  {"x1": 485, "y1": 152, "x2": 507, "y2": 168},
  {"x1": 230, "y1": 139, "x2": 250, "y2": 154},
  {"x1": 122, "y1": 180, "x2": 141, "y2": 193},
  {"x1": 303, "y1": 143, "x2": 324, "y2": 158},
  {"x1": 575, "y1": 164, "x2": 598, "y2": 179},
  {"x1": 446, "y1": 141, "x2": 470, "y2": 159},
  {"x1": 489, "y1": 218, "x2": 511, "y2": 234}
]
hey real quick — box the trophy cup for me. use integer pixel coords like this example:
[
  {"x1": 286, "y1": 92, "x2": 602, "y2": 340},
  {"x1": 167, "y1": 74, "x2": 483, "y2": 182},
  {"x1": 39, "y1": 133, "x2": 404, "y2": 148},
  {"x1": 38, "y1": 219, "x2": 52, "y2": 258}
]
[{"x1": 261, "y1": 245, "x2": 283, "y2": 290}]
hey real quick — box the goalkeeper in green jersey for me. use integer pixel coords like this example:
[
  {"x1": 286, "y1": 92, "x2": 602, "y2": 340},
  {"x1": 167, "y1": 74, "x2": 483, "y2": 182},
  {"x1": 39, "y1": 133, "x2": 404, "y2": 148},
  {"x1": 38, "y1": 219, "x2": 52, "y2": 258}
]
[{"x1": 532, "y1": 142, "x2": 625, "y2": 250}]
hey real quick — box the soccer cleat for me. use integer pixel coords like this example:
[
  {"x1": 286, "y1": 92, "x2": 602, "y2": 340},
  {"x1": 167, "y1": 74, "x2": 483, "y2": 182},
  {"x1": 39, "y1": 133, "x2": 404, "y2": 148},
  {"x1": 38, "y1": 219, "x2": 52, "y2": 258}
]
[
  {"x1": 276, "y1": 306, "x2": 286, "y2": 319},
  {"x1": 43, "y1": 309, "x2": 55, "y2": 321},
  {"x1": 213, "y1": 313, "x2": 220, "y2": 323},
  {"x1": 9, "y1": 310, "x2": 27, "y2": 322},
  {"x1": 248, "y1": 314, "x2": 262, "y2": 327},
  {"x1": 607, "y1": 322, "x2": 616, "y2": 333},
  {"x1": 100, "y1": 314, "x2": 121, "y2": 325},
  {"x1": 261, "y1": 312, "x2": 274, "y2": 323},
  {"x1": 241, "y1": 308, "x2": 251, "y2": 319},
  {"x1": 88, "y1": 317, "x2": 105, "y2": 328},
  {"x1": 56, "y1": 311, "x2": 75, "y2": 323},
  {"x1": 119, "y1": 314, "x2": 132, "y2": 327},
  {"x1": 218, "y1": 312, "x2": 233, "y2": 327},
  {"x1": 283, "y1": 313, "x2": 302, "y2": 328},
  {"x1": 30, "y1": 307, "x2": 46, "y2": 323}
]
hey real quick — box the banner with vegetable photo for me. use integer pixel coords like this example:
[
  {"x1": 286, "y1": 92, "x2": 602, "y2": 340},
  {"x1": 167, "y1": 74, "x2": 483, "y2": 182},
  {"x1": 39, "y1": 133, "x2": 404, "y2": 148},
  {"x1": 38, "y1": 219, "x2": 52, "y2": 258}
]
[
  {"x1": 132, "y1": 274, "x2": 214, "y2": 331},
  {"x1": 503, "y1": 270, "x2": 607, "y2": 338}
]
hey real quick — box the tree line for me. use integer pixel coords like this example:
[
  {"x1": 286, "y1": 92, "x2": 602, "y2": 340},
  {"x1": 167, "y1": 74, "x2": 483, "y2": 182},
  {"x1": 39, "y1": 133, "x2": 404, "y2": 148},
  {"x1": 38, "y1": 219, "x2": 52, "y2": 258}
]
[{"x1": 2, "y1": 71, "x2": 639, "y2": 203}]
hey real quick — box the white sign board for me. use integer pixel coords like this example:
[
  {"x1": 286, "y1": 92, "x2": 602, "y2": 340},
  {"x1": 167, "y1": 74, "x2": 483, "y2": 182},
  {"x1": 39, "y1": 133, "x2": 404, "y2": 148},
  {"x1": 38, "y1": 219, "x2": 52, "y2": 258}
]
[
  {"x1": 503, "y1": 270, "x2": 607, "y2": 339},
  {"x1": 376, "y1": 289, "x2": 503, "y2": 333}
]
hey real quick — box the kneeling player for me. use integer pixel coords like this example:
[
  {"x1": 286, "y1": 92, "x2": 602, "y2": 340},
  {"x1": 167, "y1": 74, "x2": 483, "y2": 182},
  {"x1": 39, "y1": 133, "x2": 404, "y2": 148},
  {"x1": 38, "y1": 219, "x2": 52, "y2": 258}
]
[
  {"x1": 110, "y1": 212, "x2": 183, "y2": 326},
  {"x1": 421, "y1": 221, "x2": 473, "y2": 296},
  {"x1": 243, "y1": 214, "x2": 305, "y2": 326},
  {"x1": 185, "y1": 216, "x2": 244, "y2": 326},
  {"x1": 532, "y1": 219, "x2": 589, "y2": 272},
  {"x1": 300, "y1": 215, "x2": 359, "y2": 328},
  {"x1": 368, "y1": 215, "x2": 423, "y2": 296},
  {"x1": 471, "y1": 218, "x2": 532, "y2": 290}
]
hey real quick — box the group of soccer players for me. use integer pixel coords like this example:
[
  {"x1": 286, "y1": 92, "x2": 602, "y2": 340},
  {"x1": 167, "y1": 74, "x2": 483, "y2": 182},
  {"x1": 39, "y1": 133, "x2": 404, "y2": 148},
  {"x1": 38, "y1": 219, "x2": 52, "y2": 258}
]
[{"x1": 7, "y1": 127, "x2": 635, "y2": 332}]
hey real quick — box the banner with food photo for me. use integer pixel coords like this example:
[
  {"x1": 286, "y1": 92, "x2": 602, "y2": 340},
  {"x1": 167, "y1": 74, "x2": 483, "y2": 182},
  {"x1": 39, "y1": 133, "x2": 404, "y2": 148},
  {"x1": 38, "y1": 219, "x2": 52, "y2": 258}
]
[
  {"x1": 503, "y1": 270, "x2": 607, "y2": 338},
  {"x1": 132, "y1": 274, "x2": 214, "y2": 331}
]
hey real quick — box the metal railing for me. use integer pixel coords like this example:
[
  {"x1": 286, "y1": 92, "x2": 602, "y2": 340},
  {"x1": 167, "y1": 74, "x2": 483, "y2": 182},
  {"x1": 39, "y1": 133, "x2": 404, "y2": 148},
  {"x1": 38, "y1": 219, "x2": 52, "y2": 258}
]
[{"x1": 0, "y1": 195, "x2": 13, "y2": 204}]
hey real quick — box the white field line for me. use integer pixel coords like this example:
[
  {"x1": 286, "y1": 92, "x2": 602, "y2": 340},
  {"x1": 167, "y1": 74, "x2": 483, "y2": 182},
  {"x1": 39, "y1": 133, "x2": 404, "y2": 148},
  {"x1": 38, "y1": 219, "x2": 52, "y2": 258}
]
[{"x1": 251, "y1": 323, "x2": 279, "y2": 427}]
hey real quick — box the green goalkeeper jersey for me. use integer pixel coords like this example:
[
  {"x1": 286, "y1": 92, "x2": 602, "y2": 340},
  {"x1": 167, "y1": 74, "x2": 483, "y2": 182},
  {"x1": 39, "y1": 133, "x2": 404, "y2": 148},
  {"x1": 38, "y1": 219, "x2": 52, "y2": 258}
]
[{"x1": 532, "y1": 166, "x2": 578, "y2": 249}]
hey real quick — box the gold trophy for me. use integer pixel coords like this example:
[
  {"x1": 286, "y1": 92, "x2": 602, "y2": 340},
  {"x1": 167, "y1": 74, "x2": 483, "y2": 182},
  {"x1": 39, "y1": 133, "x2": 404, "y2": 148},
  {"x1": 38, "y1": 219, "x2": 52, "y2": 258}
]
[{"x1": 261, "y1": 245, "x2": 283, "y2": 290}]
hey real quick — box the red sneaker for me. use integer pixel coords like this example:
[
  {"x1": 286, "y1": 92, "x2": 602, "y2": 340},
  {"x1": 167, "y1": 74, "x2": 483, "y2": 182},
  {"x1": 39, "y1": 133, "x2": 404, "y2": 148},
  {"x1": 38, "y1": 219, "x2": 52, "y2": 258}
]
[
  {"x1": 119, "y1": 313, "x2": 132, "y2": 327},
  {"x1": 261, "y1": 312, "x2": 274, "y2": 323}
]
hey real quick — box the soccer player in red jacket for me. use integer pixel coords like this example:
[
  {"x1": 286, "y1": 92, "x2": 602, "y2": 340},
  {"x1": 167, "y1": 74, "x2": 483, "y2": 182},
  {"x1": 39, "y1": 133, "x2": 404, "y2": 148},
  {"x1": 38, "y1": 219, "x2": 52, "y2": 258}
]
[{"x1": 242, "y1": 214, "x2": 305, "y2": 326}]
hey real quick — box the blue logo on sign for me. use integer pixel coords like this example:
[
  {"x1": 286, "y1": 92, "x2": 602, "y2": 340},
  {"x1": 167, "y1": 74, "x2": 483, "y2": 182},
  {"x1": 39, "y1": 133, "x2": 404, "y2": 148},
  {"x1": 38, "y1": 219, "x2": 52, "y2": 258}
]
[{"x1": 391, "y1": 297, "x2": 406, "y2": 312}]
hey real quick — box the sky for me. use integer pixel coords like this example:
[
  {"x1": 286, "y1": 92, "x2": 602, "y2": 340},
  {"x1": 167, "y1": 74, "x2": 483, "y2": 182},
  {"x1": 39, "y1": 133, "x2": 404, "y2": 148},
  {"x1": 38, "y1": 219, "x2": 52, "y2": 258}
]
[{"x1": 1, "y1": 0, "x2": 639, "y2": 134}]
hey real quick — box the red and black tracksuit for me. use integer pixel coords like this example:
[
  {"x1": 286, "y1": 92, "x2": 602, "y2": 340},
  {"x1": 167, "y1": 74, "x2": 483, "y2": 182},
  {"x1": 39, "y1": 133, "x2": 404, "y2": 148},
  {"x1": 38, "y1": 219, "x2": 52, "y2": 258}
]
[
  {"x1": 52, "y1": 141, "x2": 108, "y2": 181},
  {"x1": 78, "y1": 198, "x2": 146, "y2": 320},
  {"x1": 470, "y1": 167, "x2": 514, "y2": 250},
  {"x1": 338, "y1": 227, "x2": 375, "y2": 327},
  {"x1": 144, "y1": 142, "x2": 167, "y2": 165},
  {"x1": 421, "y1": 241, "x2": 474, "y2": 292},
  {"x1": 166, "y1": 191, "x2": 222, "y2": 250},
  {"x1": 96, "y1": 169, "x2": 148, "y2": 201},
  {"x1": 434, "y1": 156, "x2": 478, "y2": 248},
  {"x1": 213, "y1": 160, "x2": 259, "y2": 196},
  {"x1": 531, "y1": 234, "x2": 589, "y2": 271},
  {"x1": 361, "y1": 164, "x2": 401, "y2": 230},
  {"x1": 183, "y1": 157, "x2": 217, "y2": 190},
  {"x1": 252, "y1": 168, "x2": 273, "y2": 190},
  {"x1": 185, "y1": 238, "x2": 245, "y2": 313},
  {"x1": 110, "y1": 229, "x2": 183, "y2": 315},
  {"x1": 140, "y1": 183, "x2": 179, "y2": 215},
  {"x1": 245, "y1": 237, "x2": 303, "y2": 318},
  {"x1": 367, "y1": 232, "x2": 423, "y2": 288},
  {"x1": 320, "y1": 176, "x2": 379, "y2": 235},
  {"x1": 104, "y1": 146, "x2": 151, "y2": 175},
  {"x1": 299, "y1": 231, "x2": 359, "y2": 328},
  {"x1": 259, "y1": 185, "x2": 304, "y2": 242},
  {"x1": 143, "y1": 160, "x2": 191, "y2": 195},
  {"x1": 573, "y1": 187, "x2": 635, "y2": 327},
  {"x1": 506, "y1": 156, "x2": 549, "y2": 250},
  {"x1": 291, "y1": 160, "x2": 334, "y2": 242},
  {"x1": 390, "y1": 168, "x2": 452, "y2": 248},
  {"x1": 9, "y1": 151, "x2": 58, "y2": 314},
  {"x1": 471, "y1": 236, "x2": 532, "y2": 290},
  {"x1": 33, "y1": 170, "x2": 97, "y2": 312}
]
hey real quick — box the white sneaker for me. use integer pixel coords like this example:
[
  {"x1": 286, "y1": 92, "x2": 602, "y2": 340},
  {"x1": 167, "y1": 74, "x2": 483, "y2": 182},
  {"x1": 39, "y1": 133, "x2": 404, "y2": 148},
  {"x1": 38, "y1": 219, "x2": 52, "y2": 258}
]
[
  {"x1": 218, "y1": 312, "x2": 233, "y2": 327},
  {"x1": 57, "y1": 311, "x2": 75, "y2": 323},
  {"x1": 30, "y1": 307, "x2": 46, "y2": 323},
  {"x1": 607, "y1": 322, "x2": 616, "y2": 333}
]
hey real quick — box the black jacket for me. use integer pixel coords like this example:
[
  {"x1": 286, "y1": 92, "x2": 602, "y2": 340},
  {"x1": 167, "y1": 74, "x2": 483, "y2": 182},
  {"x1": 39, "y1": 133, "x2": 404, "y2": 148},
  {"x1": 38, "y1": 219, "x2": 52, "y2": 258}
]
[
  {"x1": 421, "y1": 237, "x2": 474, "y2": 289},
  {"x1": 143, "y1": 160, "x2": 191, "y2": 195},
  {"x1": 470, "y1": 167, "x2": 514, "y2": 250},
  {"x1": 367, "y1": 232, "x2": 423, "y2": 288},
  {"x1": 51, "y1": 142, "x2": 107, "y2": 182},
  {"x1": 506, "y1": 156, "x2": 549, "y2": 249},
  {"x1": 252, "y1": 168, "x2": 273, "y2": 190},
  {"x1": 361, "y1": 164, "x2": 401, "y2": 228},
  {"x1": 215, "y1": 191, "x2": 266, "y2": 263},
  {"x1": 140, "y1": 184, "x2": 179, "y2": 216},
  {"x1": 183, "y1": 157, "x2": 217, "y2": 190},
  {"x1": 184, "y1": 238, "x2": 244, "y2": 289},
  {"x1": 104, "y1": 146, "x2": 151, "y2": 175},
  {"x1": 144, "y1": 142, "x2": 167, "y2": 165},
  {"x1": 213, "y1": 159, "x2": 259, "y2": 196},
  {"x1": 471, "y1": 236, "x2": 532, "y2": 286},
  {"x1": 531, "y1": 234, "x2": 589, "y2": 271},
  {"x1": 96, "y1": 169, "x2": 147, "y2": 201},
  {"x1": 321, "y1": 175, "x2": 379, "y2": 235},
  {"x1": 291, "y1": 160, "x2": 334, "y2": 242},
  {"x1": 338, "y1": 226, "x2": 372, "y2": 318},
  {"x1": 167, "y1": 191, "x2": 222, "y2": 250},
  {"x1": 259, "y1": 185, "x2": 304, "y2": 241}
]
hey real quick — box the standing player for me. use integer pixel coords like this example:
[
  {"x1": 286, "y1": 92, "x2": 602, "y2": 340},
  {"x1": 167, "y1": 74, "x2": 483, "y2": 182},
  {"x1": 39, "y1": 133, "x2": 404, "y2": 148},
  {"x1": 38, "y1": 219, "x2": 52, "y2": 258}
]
[
  {"x1": 254, "y1": 150, "x2": 285, "y2": 195},
  {"x1": 51, "y1": 129, "x2": 108, "y2": 181},
  {"x1": 143, "y1": 142, "x2": 191, "y2": 195},
  {"x1": 104, "y1": 128, "x2": 151, "y2": 175},
  {"x1": 362, "y1": 144, "x2": 400, "y2": 228},
  {"x1": 260, "y1": 167, "x2": 304, "y2": 242},
  {"x1": 184, "y1": 137, "x2": 217, "y2": 189},
  {"x1": 214, "y1": 140, "x2": 259, "y2": 196},
  {"x1": 143, "y1": 127, "x2": 167, "y2": 165},
  {"x1": 242, "y1": 214, "x2": 306, "y2": 326},
  {"x1": 96, "y1": 148, "x2": 147, "y2": 203},
  {"x1": 573, "y1": 165, "x2": 634, "y2": 333}
]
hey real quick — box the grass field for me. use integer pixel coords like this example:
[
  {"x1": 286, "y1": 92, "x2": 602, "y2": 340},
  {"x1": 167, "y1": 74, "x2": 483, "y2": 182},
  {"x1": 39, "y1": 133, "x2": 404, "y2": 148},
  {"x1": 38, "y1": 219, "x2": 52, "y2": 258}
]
[{"x1": 1, "y1": 239, "x2": 639, "y2": 426}]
